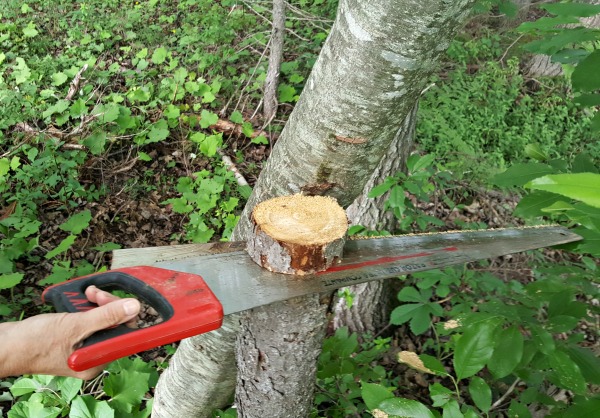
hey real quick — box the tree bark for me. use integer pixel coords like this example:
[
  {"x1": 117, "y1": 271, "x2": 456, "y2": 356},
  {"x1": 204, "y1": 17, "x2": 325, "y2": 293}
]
[
  {"x1": 152, "y1": 1, "x2": 475, "y2": 417},
  {"x1": 333, "y1": 103, "x2": 418, "y2": 334},
  {"x1": 263, "y1": 0, "x2": 286, "y2": 122}
]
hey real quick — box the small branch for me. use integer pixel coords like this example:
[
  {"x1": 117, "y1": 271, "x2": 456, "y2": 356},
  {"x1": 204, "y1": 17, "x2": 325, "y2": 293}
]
[
  {"x1": 218, "y1": 150, "x2": 249, "y2": 187},
  {"x1": 489, "y1": 378, "x2": 520, "y2": 411},
  {"x1": 66, "y1": 64, "x2": 89, "y2": 101}
]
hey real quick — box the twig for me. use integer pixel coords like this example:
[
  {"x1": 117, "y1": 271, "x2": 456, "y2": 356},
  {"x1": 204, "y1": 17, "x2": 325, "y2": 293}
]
[
  {"x1": 218, "y1": 150, "x2": 249, "y2": 187},
  {"x1": 499, "y1": 34, "x2": 524, "y2": 65},
  {"x1": 66, "y1": 64, "x2": 89, "y2": 101},
  {"x1": 489, "y1": 378, "x2": 520, "y2": 411}
]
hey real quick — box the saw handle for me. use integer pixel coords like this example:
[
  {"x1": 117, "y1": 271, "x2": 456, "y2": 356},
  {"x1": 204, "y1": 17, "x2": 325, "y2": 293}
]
[
  {"x1": 42, "y1": 267, "x2": 223, "y2": 371},
  {"x1": 43, "y1": 271, "x2": 173, "y2": 347}
]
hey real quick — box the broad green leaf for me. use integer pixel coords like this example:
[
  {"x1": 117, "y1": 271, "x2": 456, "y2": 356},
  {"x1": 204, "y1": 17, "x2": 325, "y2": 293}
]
[
  {"x1": 199, "y1": 110, "x2": 219, "y2": 129},
  {"x1": 54, "y1": 377, "x2": 83, "y2": 403},
  {"x1": 549, "y1": 350, "x2": 587, "y2": 395},
  {"x1": 368, "y1": 178, "x2": 395, "y2": 198},
  {"x1": 278, "y1": 84, "x2": 296, "y2": 103},
  {"x1": 361, "y1": 382, "x2": 394, "y2": 410},
  {"x1": 45, "y1": 235, "x2": 77, "y2": 259},
  {"x1": 567, "y1": 346, "x2": 600, "y2": 385},
  {"x1": 22, "y1": 22, "x2": 38, "y2": 38},
  {"x1": 70, "y1": 395, "x2": 115, "y2": 418},
  {"x1": 104, "y1": 369, "x2": 150, "y2": 413},
  {"x1": 410, "y1": 154, "x2": 436, "y2": 173},
  {"x1": 397, "y1": 286, "x2": 427, "y2": 303},
  {"x1": 514, "y1": 191, "x2": 563, "y2": 218},
  {"x1": 508, "y1": 401, "x2": 532, "y2": 418},
  {"x1": 527, "y1": 173, "x2": 600, "y2": 208},
  {"x1": 229, "y1": 110, "x2": 244, "y2": 124},
  {"x1": 410, "y1": 305, "x2": 434, "y2": 335},
  {"x1": 489, "y1": 326, "x2": 523, "y2": 379},
  {"x1": 454, "y1": 320, "x2": 497, "y2": 380},
  {"x1": 543, "y1": 2, "x2": 600, "y2": 17},
  {"x1": 468, "y1": 376, "x2": 492, "y2": 413},
  {"x1": 164, "y1": 104, "x2": 180, "y2": 120},
  {"x1": 378, "y1": 398, "x2": 435, "y2": 418},
  {"x1": 530, "y1": 324, "x2": 555, "y2": 355},
  {"x1": 492, "y1": 163, "x2": 554, "y2": 187},
  {"x1": 524, "y1": 144, "x2": 547, "y2": 162},
  {"x1": 83, "y1": 131, "x2": 107, "y2": 155},
  {"x1": 151, "y1": 47, "x2": 168, "y2": 65},
  {"x1": 7, "y1": 396, "x2": 61, "y2": 418},
  {"x1": 561, "y1": 397, "x2": 600, "y2": 418},
  {"x1": 572, "y1": 50, "x2": 600, "y2": 92},
  {"x1": 0, "y1": 272, "x2": 24, "y2": 289},
  {"x1": 429, "y1": 382, "x2": 453, "y2": 407},
  {"x1": 92, "y1": 242, "x2": 122, "y2": 252},
  {"x1": 390, "y1": 303, "x2": 424, "y2": 325},
  {"x1": 147, "y1": 119, "x2": 170, "y2": 143},
  {"x1": 574, "y1": 93, "x2": 600, "y2": 107},
  {"x1": 420, "y1": 354, "x2": 448, "y2": 376},
  {"x1": 572, "y1": 153, "x2": 598, "y2": 174},
  {"x1": 9, "y1": 377, "x2": 41, "y2": 396},
  {"x1": 442, "y1": 400, "x2": 464, "y2": 418},
  {"x1": 51, "y1": 72, "x2": 68, "y2": 86},
  {"x1": 59, "y1": 210, "x2": 91, "y2": 234}
]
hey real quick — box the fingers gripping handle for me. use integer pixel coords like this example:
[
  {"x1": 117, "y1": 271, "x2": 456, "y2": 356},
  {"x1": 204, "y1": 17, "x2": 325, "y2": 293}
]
[{"x1": 42, "y1": 266, "x2": 224, "y2": 371}]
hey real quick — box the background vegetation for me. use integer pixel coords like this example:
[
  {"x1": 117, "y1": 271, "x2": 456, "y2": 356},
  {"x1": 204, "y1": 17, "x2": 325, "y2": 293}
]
[{"x1": 0, "y1": 0, "x2": 598, "y2": 417}]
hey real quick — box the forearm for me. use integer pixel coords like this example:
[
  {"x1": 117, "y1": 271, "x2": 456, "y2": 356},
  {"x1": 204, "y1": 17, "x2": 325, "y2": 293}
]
[{"x1": 0, "y1": 321, "x2": 20, "y2": 378}]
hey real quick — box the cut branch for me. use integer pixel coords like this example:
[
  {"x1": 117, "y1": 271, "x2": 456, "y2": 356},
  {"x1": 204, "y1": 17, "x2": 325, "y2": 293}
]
[{"x1": 246, "y1": 194, "x2": 347, "y2": 275}]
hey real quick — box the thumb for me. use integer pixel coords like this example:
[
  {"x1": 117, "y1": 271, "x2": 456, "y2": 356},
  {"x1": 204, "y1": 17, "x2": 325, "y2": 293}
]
[{"x1": 79, "y1": 298, "x2": 141, "y2": 334}]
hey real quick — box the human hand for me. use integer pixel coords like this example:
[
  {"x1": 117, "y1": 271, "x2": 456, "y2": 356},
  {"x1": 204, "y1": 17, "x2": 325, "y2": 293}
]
[{"x1": 0, "y1": 286, "x2": 140, "y2": 379}]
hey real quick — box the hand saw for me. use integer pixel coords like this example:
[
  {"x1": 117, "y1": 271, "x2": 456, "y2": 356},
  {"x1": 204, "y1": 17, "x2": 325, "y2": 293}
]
[{"x1": 42, "y1": 226, "x2": 581, "y2": 371}]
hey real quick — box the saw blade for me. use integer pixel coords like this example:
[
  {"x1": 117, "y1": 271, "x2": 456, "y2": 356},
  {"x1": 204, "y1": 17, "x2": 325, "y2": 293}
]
[{"x1": 155, "y1": 226, "x2": 581, "y2": 315}]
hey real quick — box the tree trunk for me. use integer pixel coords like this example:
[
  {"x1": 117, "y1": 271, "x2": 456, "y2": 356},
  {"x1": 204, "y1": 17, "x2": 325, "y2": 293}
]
[
  {"x1": 527, "y1": 0, "x2": 600, "y2": 77},
  {"x1": 263, "y1": 0, "x2": 286, "y2": 122},
  {"x1": 152, "y1": 1, "x2": 476, "y2": 416},
  {"x1": 333, "y1": 103, "x2": 418, "y2": 334}
]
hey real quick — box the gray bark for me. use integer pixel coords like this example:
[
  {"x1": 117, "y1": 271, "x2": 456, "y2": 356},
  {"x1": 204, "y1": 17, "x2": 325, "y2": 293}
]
[
  {"x1": 152, "y1": 1, "x2": 475, "y2": 416},
  {"x1": 263, "y1": 0, "x2": 287, "y2": 121},
  {"x1": 334, "y1": 103, "x2": 418, "y2": 334}
]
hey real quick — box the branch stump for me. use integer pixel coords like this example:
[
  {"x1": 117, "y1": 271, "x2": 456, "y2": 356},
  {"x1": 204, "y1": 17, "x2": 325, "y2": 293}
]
[{"x1": 246, "y1": 194, "x2": 348, "y2": 275}]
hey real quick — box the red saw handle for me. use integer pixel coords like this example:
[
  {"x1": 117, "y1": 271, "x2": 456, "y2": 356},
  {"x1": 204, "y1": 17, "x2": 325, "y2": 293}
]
[{"x1": 42, "y1": 266, "x2": 223, "y2": 371}]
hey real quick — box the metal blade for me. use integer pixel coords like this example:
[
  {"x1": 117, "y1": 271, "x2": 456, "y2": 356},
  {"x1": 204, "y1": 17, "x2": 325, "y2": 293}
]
[{"x1": 156, "y1": 226, "x2": 581, "y2": 315}]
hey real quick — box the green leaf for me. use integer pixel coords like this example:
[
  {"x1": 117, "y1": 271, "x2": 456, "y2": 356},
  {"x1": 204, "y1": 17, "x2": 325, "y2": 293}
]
[
  {"x1": 561, "y1": 397, "x2": 600, "y2": 418},
  {"x1": 9, "y1": 377, "x2": 41, "y2": 396},
  {"x1": 164, "y1": 104, "x2": 180, "y2": 120},
  {"x1": 442, "y1": 400, "x2": 464, "y2": 418},
  {"x1": 530, "y1": 324, "x2": 555, "y2": 355},
  {"x1": 45, "y1": 235, "x2": 77, "y2": 259},
  {"x1": 151, "y1": 47, "x2": 168, "y2": 65},
  {"x1": 147, "y1": 119, "x2": 170, "y2": 143},
  {"x1": 199, "y1": 110, "x2": 219, "y2": 129},
  {"x1": 70, "y1": 395, "x2": 115, "y2": 418},
  {"x1": 572, "y1": 50, "x2": 600, "y2": 92},
  {"x1": 567, "y1": 346, "x2": 600, "y2": 385},
  {"x1": 492, "y1": 163, "x2": 554, "y2": 187},
  {"x1": 420, "y1": 354, "x2": 448, "y2": 376},
  {"x1": 572, "y1": 153, "x2": 598, "y2": 174},
  {"x1": 524, "y1": 144, "x2": 547, "y2": 162},
  {"x1": 489, "y1": 326, "x2": 523, "y2": 379},
  {"x1": 83, "y1": 131, "x2": 107, "y2": 155},
  {"x1": 390, "y1": 303, "x2": 424, "y2": 325},
  {"x1": 468, "y1": 376, "x2": 492, "y2": 413},
  {"x1": 22, "y1": 22, "x2": 38, "y2": 38},
  {"x1": 361, "y1": 383, "x2": 394, "y2": 411},
  {"x1": 527, "y1": 173, "x2": 600, "y2": 208},
  {"x1": 104, "y1": 369, "x2": 150, "y2": 413},
  {"x1": 508, "y1": 401, "x2": 532, "y2": 418},
  {"x1": 410, "y1": 154, "x2": 436, "y2": 173},
  {"x1": 454, "y1": 320, "x2": 497, "y2": 380},
  {"x1": 59, "y1": 210, "x2": 91, "y2": 234},
  {"x1": 368, "y1": 178, "x2": 395, "y2": 198},
  {"x1": 514, "y1": 191, "x2": 563, "y2": 218},
  {"x1": 0, "y1": 272, "x2": 24, "y2": 290},
  {"x1": 398, "y1": 286, "x2": 427, "y2": 303},
  {"x1": 229, "y1": 111, "x2": 244, "y2": 124},
  {"x1": 278, "y1": 84, "x2": 296, "y2": 103},
  {"x1": 377, "y1": 398, "x2": 435, "y2": 418},
  {"x1": 574, "y1": 93, "x2": 600, "y2": 107},
  {"x1": 54, "y1": 377, "x2": 83, "y2": 403},
  {"x1": 92, "y1": 242, "x2": 122, "y2": 252},
  {"x1": 543, "y1": 2, "x2": 600, "y2": 17},
  {"x1": 51, "y1": 72, "x2": 68, "y2": 86},
  {"x1": 549, "y1": 350, "x2": 587, "y2": 395}
]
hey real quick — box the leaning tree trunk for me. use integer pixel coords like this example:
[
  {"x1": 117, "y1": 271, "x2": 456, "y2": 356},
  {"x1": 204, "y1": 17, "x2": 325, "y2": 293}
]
[
  {"x1": 333, "y1": 104, "x2": 418, "y2": 334},
  {"x1": 152, "y1": 1, "x2": 476, "y2": 417}
]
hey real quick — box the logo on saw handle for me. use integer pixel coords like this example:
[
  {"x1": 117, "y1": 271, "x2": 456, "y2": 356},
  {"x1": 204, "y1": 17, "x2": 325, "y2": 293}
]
[{"x1": 63, "y1": 291, "x2": 96, "y2": 312}]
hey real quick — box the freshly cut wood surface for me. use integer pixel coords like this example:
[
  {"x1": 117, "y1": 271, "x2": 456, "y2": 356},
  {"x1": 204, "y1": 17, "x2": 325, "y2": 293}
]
[{"x1": 247, "y1": 194, "x2": 348, "y2": 275}]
